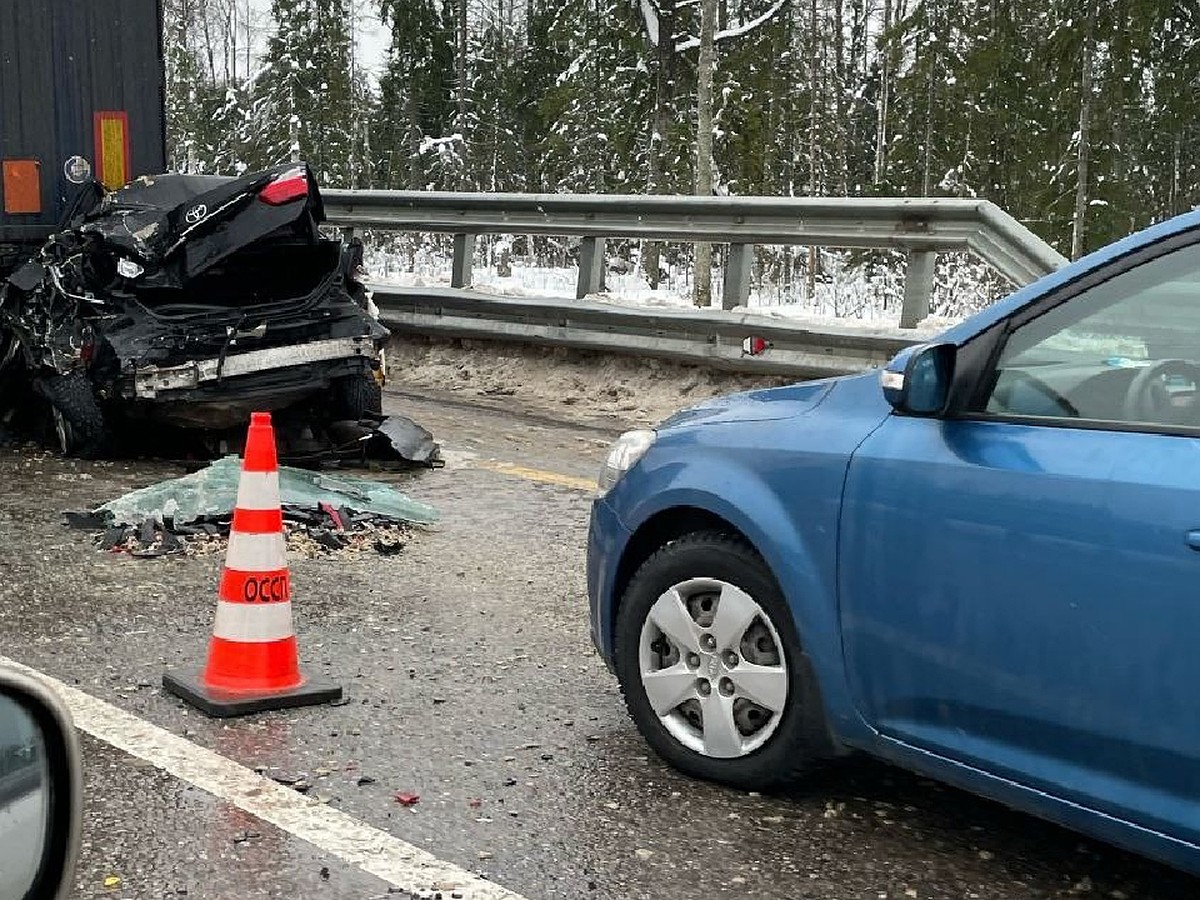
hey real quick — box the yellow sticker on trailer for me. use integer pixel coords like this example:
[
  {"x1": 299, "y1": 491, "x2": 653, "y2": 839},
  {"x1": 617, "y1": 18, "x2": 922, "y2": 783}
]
[{"x1": 93, "y1": 111, "x2": 130, "y2": 190}]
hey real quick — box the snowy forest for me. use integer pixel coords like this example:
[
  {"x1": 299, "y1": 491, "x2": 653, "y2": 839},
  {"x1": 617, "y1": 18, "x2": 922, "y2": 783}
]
[{"x1": 164, "y1": 0, "x2": 1199, "y2": 272}]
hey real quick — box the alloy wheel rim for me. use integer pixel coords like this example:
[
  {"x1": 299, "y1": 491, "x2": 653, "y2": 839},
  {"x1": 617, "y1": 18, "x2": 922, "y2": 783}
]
[{"x1": 638, "y1": 577, "x2": 789, "y2": 759}]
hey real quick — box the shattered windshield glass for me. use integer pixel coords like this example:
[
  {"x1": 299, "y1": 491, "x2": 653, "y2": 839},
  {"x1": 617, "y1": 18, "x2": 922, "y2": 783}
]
[{"x1": 97, "y1": 455, "x2": 438, "y2": 527}]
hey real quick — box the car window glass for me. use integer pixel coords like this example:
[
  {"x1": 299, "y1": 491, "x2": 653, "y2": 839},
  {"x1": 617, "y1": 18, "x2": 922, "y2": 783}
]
[{"x1": 984, "y1": 242, "x2": 1200, "y2": 428}]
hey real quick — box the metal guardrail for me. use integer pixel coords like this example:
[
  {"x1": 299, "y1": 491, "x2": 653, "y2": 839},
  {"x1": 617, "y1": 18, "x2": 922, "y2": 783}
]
[
  {"x1": 372, "y1": 285, "x2": 922, "y2": 378},
  {"x1": 326, "y1": 190, "x2": 1067, "y2": 375}
]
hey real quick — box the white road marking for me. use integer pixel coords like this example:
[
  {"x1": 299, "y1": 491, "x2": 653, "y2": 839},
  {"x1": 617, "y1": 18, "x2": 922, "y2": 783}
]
[
  {"x1": 0, "y1": 656, "x2": 529, "y2": 900},
  {"x1": 441, "y1": 446, "x2": 597, "y2": 492}
]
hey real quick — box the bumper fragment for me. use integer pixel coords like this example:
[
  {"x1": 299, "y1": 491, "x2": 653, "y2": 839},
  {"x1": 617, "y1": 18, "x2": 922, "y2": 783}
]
[{"x1": 134, "y1": 336, "x2": 378, "y2": 399}]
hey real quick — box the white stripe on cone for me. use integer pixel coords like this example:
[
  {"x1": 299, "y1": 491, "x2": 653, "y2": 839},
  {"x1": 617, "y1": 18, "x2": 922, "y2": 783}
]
[
  {"x1": 224, "y1": 531, "x2": 287, "y2": 573},
  {"x1": 235, "y1": 471, "x2": 282, "y2": 511},
  {"x1": 212, "y1": 600, "x2": 295, "y2": 643}
]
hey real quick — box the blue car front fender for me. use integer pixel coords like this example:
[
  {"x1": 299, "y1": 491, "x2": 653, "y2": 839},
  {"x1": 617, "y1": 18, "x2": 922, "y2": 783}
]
[{"x1": 603, "y1": 439, "x2": 871, "y2": 744}]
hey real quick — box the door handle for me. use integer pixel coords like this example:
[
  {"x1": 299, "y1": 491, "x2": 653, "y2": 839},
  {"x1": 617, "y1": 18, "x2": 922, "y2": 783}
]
[{"x1": 1186, "y1": 530, "x2": 1200, "y2": 551}]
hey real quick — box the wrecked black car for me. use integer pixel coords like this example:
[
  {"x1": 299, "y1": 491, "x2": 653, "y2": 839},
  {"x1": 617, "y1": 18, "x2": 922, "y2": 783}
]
[{"x1": 0, "y1": 163, "x2": 388, "y2": 456}]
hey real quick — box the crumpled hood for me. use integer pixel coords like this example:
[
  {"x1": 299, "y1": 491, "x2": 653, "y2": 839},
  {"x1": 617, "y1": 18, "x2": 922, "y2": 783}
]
[
  {"x1": 657, "y1": 377, "x2": 840, "y2": 429},
  {"x1": 75, "y1": 163, "x2": 323, "y2": 282}
]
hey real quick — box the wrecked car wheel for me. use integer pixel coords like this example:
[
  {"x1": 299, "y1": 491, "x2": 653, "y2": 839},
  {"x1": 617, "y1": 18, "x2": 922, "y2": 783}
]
[
  {"x1": 333, "y1": 373, "x2": 383, "y2": 421},
  {"x1": 37, "y1": 372, "x2": 107, "y2": 458}
]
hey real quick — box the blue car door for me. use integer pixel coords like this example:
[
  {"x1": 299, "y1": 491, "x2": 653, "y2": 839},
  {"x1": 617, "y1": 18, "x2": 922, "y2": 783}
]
[{"x1": 839, "y1": 236, "x2": 1200, "y2": 842}]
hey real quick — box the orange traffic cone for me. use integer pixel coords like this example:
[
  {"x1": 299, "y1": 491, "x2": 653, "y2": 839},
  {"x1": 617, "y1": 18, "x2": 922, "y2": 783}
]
[{"x1": 163, "y1": 412, "x2": 341, "y2": 717}]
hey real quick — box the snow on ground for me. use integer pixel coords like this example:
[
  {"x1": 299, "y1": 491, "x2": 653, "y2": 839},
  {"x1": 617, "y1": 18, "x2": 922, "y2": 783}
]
[{"x1": 362, "y1": 235, "x2": 1006, "y2": 340}]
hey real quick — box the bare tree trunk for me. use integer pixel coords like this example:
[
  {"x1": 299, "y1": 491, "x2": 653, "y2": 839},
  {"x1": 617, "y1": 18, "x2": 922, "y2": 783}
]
[
  {"x1": 873, "y1": 0, "x2": 891, "y2": 185},
  {"x1": 920, "y1": 9, "x2": 935, "y2": 197},
  {"x1": 1071, "y1": 3, "x2": 1095, "y2": 260},
  {"x1": 693, "y1": 0, "x2": 717, "y2": 307},
  {"x1": 922, "y1": 63, "x2": 933, "y2": 194},
  {"x1": 833, "y1": 0, "x2": 847, "y2": 195},
  {"x1": 1172, "y1": 134, "x2": 1182, "y2": 216},
  {"x1": 228, "y1": 3, "x2": 236, "y2": 84},
  {"x1": 696, "y1": 0, "x2": 710, "y2": 309},
  {"x1": 407, "y1": 83, "x2": 422, "y2": 189},
  {"x1": 348, "y1": 1, "x2": 358, "y2": 188},
  {"x1": 244, "y1": 0, "x2": 252, "y2": 81},
  {"x1": 806, "y1": 0, "x2": 820, "y2": 298},
  {"x1": 643, "y1": 0, "x2": 676, "y2": 289},
  {"x1": 456, "y1": 0, "x2": 469, "y2": 188},
  {"x1": 201, "y1": 1, "x2": 217, "y2": 85},
  {"x1": 808, "y1": 0, "x2": 821, "y2": 194}
]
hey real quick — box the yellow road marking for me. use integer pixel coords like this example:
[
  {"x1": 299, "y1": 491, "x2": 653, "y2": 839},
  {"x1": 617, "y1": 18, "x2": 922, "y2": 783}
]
[{"x1": 472, "y1": 459, "x2": 597, "y2": 492}]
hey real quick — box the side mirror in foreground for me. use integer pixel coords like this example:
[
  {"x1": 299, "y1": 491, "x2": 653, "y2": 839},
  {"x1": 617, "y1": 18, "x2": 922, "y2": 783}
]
[{"x1": 0, "y1": 668, "x2": 82, "y2": 900}]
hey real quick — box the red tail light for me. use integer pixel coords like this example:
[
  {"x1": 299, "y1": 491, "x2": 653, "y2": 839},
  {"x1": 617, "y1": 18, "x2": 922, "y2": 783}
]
[{"x1": 259, "y1": 167, "x2": 309, "y2": 205}]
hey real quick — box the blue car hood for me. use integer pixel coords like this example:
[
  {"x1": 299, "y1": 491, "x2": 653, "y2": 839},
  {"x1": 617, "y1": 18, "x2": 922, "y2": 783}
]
[{"x1": 657, "y1": 378, "x2": 839, "y2": 429}]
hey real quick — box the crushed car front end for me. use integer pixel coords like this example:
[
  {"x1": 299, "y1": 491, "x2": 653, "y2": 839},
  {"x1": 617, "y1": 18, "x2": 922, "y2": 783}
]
[{"x1": 0, "y1": 163, "x2": 388, "y2": 450}]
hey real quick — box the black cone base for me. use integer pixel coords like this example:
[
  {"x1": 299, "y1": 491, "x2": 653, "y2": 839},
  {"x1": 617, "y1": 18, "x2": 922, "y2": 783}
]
[{"x1": 162, "y1": 668, "x2": 342, "y2": 718}]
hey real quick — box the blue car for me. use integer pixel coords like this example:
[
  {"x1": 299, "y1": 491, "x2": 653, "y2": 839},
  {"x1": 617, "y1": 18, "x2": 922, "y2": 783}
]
[{"x1": 587, "y1": 212, "x2": 1200, "y2": 875}]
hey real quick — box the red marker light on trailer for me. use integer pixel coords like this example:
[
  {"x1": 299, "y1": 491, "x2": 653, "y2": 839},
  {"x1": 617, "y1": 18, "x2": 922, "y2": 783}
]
[{"x1": 259, "y1": 167, "x2": 309, "y2": 205}]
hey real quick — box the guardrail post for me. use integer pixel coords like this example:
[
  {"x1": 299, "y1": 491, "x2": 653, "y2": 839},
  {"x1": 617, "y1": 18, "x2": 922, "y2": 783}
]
[
  {"x1": 722, "y1": 243, "x2": 754, "y2": 310},
  {"x1": 900, "y1": 250, "x2": 936, "y2": 329},
  {"x1": 451, "y1": 233, "x2": 475, "y2": 288},
  {"x1": 576, "y1": 237, "x2": 605, "y2": 299}
]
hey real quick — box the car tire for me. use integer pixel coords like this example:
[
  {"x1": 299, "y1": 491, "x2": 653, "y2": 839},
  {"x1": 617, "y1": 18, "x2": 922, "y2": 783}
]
[
  {"x1": 332, "y1": 372, "x2": 383, "y2": 421},
  {"x1": 37, "y1": 371, "x2": 107, "y2": 458},
  {"x1": 615, "y1": 531, "x2": 833, "y2": 790}
]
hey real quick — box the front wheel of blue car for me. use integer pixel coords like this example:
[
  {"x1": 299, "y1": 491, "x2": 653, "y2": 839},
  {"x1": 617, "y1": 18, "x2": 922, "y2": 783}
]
[{"x1": 615, "y1": 532, "x2": 833, "y2": 789}]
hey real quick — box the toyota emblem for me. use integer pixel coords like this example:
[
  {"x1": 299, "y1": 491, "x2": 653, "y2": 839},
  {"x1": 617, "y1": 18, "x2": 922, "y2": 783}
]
[{"x1": 184, "y1": 204, "x2": 207, "y2": 224}]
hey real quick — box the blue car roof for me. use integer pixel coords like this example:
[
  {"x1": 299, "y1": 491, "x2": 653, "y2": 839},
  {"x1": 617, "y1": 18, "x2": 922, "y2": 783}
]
[{"x1": 938, "y1": 207, "x2": 1200, "y2": 345}]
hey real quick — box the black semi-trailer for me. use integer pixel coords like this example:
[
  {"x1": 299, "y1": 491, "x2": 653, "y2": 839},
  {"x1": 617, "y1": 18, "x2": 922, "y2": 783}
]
[{"x1": 0, "y1": 0, "x2": 166, "y2": 276}]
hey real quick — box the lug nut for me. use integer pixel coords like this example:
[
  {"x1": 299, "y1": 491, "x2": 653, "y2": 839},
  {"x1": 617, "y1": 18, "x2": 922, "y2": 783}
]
[
  {"x1": 719, "y1": 677, "x2": 735, "y2": 697},
  {"x1": 696, "y1": 679, "x2": 712, "y2": 697},
  {"x1": 701, "y1": 633, "x2": 717, "y2": 651},
  {"x1": 723, "y1": 651, "x2": 739, "y2": 668},
  {"x1": 686, "y1": 653, "x2": 701, "y2": 669}
]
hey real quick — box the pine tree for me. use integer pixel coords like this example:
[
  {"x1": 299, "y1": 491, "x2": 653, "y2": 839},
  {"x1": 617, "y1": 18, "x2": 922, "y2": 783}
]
[
  {"x1": 156, "y1": 0, "x2": 1200, "y2": 270},
  {"x1": 539, "y1": 0, "x2": 651, "y2": 194},
  {"x1": 248, "y1": 0, "x2": 363, "y2": 184},
  {"x1": 376, "y1": 0, "x2": 456, "y2": 188}
]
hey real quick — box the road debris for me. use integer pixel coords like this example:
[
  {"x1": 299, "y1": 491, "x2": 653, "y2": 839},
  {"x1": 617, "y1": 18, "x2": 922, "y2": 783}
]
[
  {"x1": 65, "y1": 454, "x2": 436, "y2": 556},
  {"x1": 394, "y1": 792, "x2": 421, "y2": 806}
]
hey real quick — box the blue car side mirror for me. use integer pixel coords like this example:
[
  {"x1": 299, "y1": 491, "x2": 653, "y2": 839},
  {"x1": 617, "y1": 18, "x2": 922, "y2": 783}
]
[{"x1": 881, "y1": 343, "x2": 957, "y2": 416}]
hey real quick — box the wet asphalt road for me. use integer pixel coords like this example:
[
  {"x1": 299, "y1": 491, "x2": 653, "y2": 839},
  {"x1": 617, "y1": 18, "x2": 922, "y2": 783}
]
[{"x1": 0, "y1": 390, "x2": 1197, "y2": 899}]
